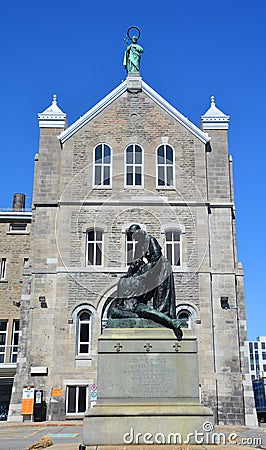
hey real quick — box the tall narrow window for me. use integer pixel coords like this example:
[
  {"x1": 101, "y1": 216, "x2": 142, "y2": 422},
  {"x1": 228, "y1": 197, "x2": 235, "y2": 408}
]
[
  {"x1": 11, "y1": 320, "x2": 19, "y2": 363},
  {"x1": 77, "y1": 311, "x2": 91, "y2": 355},
  {"x1": 125, "y1": 144, "x2": 143, "y2": 186},
  {"x1": 0, "y1": 321, "x2": 8, "y2": 363},
  {"x1": 165, "y1": 230, "x2": 181, "y2": 266},
  {"x1": 86, "y1": 229, "x2": 103, "y2": 266},
  {"x1": 66, "y1": 385, "x2": 88, "y2": 414},
  {"x1": 0, "y1": 258, "x2": 6, "y2": 280},
  {"x1": 94, "y1": 144, "x2": 111, "y2": 186},
  {"x1": 157, "y1": 144, "x2": 174, "y2": 187},
  {"x1": 126, "y1": 230, "x2": 138, "y2": 265}
]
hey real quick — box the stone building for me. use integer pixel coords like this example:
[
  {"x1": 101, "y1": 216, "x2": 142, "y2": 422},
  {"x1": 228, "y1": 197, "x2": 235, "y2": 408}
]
[
  {"x1": 0, "y1": 194, "x2": 31, "y2": 418},
  {"x1": 6, "y1": 74, "x2": 256, "y2": 425}
]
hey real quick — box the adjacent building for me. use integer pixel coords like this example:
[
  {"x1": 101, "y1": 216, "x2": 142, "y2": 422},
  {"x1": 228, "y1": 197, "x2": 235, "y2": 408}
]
[
  {"x1": 1, "y1": 74, "x2": 256, "y2": 425},
  {"x1": 0, "y1": 194, "x2": 31, "y2": 418},
  {"x1": 249, "y1": 336, "x2": 266, "y2": 380}
]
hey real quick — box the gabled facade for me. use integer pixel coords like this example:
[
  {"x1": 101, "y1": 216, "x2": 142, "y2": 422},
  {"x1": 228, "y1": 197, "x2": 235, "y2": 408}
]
[{"x1": 8, "y1": 75, "x2": 256, "y2": 425}]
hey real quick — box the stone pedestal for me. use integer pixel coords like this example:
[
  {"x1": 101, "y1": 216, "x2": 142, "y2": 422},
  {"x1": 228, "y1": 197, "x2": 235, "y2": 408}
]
[{"x1": 83, "y1": 328, "x2": 213, "y2": 446}]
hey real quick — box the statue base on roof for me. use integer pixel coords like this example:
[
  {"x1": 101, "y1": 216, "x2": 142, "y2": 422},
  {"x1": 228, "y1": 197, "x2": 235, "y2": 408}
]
[{"x1": 83, "y1": 328, "x2": 213, "y2": 446}]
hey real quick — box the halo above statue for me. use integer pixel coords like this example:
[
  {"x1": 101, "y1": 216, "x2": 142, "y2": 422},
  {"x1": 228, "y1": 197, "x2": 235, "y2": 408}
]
[
  {"x1": 123, "y1": 26, "x2": 144, "y2": 74},
  {"x1": 127, "y1": 26, "x2": 141, "y2": 41}
]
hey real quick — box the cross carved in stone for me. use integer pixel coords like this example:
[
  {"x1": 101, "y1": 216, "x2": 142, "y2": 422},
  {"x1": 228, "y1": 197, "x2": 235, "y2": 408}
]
[
  {"x1": 173, "y1": 342, "x2": 181, "y2": 352},
  {"x1": 144, "y1": 342, "x2": 153, "y2": 352},
  {"x1": 114, "y1": 342, "x2": 123, "y2": 352}
]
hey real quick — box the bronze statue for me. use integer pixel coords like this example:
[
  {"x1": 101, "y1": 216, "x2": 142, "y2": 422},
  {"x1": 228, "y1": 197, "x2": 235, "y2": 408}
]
[
  {"x1": 109, "y1": 224, "x2": 183, "y2": 340},
  {"x1": 123, "y1": 27, "x2": 144, "y2": 74}
]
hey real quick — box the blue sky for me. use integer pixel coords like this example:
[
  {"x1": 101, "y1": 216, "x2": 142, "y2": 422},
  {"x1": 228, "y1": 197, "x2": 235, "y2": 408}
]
[{"x1": 0, "y1": 0, "x2": 265, "y2": 339}]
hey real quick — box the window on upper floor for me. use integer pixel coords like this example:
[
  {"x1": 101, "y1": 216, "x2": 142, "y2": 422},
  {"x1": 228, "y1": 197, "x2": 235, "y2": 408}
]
[
  {"x1": 93, "y1": 143, "x2": 112, "y2": 187},
  {"x1": 125, "y1": 144, "x2": 143, "y2": 187},
  {"x1": 254, "y1": 342, "x2": 258, "y2": 349},
  {"x1": 262, "y1": 342, "x2": 266, "y2": 350},
  {"x1": 0, "y1": 258, "x2": 6, "y2": 280},
  {"x1": 86, "y1": 229, "x2": 103, "y2": 266},
  {"x1": 157, "y1": 144, "x2": 174, "y2": 187},
  {"x1": 9, "y1": 223, "x2": 27, "y2": 232},
  {"x1": 165, "y1": 230, "x2": 181, "y2": 266},
  {"x1": 77, "y1": 311, "x2": 91, "y2": 356},
  {"x1": 126, "y1": 231, "x2": 138, "y2": 265}
]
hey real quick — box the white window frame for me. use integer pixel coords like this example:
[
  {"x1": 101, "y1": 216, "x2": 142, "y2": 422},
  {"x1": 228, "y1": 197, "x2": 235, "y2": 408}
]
[
  {"x1": 66, "y1": 385, "x2": 89, "y2": 415},
  {"x1": 156, "y1": 144, "x2": 175, "y2": 188},
  {"x1": 86, "y1": 228, "x2": 103, "y2": 267},
  {"x1": 77, "y1": 311, "x2": 91, "y2": 356},
  {"x1": 0, "y1": 258, "x2": 6, "y2": 280},
  {"x1": 11, "y1": 320, "x2": 19, "y2": 363},
  {"x1": 0, "y1": 320, "x2": 8, "y2": 363},
  {"x1": 124, "y1": 144, "x2": 144, "y2": 188},
  {"x1": 9, "y1": 223, "x2": 27, "y2": 233},
  {"x1": 93, "y1": 143, "x2": 112, "y2": 188},
  {"x1": 164, "y1": 230, "x2": 182, "y2": 267}
]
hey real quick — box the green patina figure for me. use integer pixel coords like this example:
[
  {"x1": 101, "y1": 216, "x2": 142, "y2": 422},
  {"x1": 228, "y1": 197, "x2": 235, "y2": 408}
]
[
  {"x1": 108, "y1": 224, "x2": 183, "y2": 340},
  {"x1": 123, "y1": 27, "x2": 144, "y2": 74}
]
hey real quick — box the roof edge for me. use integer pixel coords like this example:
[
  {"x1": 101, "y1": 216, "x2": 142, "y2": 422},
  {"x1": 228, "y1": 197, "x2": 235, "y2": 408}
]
[
  {"x1": 58, "y1": 81, "x2": 127, "y2": 143},
  {"x1": 58, "y1": 79, "x2": 210, "y2": 145},
  {"x1": 142, "y1": 81, "x2": 210, "y2": 144}
]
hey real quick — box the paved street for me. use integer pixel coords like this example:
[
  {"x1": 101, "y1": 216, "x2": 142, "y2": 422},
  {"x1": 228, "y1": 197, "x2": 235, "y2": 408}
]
[
  {"x1": 0, "y1": 422, "x2": 82, "y2": 450},
  {"x1": 0, "y1": 421, "x2": 265, "y2": 450}
]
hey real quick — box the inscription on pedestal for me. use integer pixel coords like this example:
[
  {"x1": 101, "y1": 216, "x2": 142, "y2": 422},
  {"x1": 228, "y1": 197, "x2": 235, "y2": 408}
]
[{"x1": 122, "y1": 355, "x2": 168, "y2": 391}]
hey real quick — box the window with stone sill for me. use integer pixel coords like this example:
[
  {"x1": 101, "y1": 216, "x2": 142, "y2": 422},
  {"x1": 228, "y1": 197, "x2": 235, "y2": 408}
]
[
  {"x1": 93, "y1": 143, "x2": 112, "y2": 187},
  {"x1": 156, "y1": 144, "x2": 174, "y2": 187},
  {"x1": 86, "y1": 228, "x2": 103, "y2": 266},
  {"x1": 125, "y1": 144, "x2": 143, "y2": 187}
]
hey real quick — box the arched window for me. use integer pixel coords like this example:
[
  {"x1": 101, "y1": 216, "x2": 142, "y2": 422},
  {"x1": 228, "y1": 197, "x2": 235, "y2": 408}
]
[
  {"x1": 94, "y1": 143, "x2": 111, "y2": 186},
  {"x1": 86, "y1": 228, "x2": 103, "y2": 266},
  {"x1": 165, "y1": 230, "x2": 181, "y2": 266},
  {"x1": 125, "y1": 144, "x2": 143, "y2": 186},
  {"x1": 77, "y1": 311, "x2": 91, "y2": 355},
  {"x1": 157, "y1": 144, "x2": 174, "y2": 187},
  {"x1": 176, "y1": 304, "x2": 198, "y2": 330},
  {"x1": 177, "y1": 311, "x2": 190, "y2": 329}
]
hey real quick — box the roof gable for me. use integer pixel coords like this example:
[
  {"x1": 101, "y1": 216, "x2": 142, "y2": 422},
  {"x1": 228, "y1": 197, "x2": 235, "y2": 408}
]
[{"x1": 58, "y1": 79, "x2": 210, "y2": 144}]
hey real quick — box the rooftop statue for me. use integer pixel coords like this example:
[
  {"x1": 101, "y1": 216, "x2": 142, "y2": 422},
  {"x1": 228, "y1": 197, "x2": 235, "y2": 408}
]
[
  {"x1": 108, "y1": 224, "x2": 183, "y2": 340},
  {"x1": 123, "y1": 26, "x2": 144, "y2": 74}
]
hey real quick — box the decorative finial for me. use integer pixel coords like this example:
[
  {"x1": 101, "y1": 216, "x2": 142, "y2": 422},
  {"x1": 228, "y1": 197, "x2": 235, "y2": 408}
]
[
  {"x1": 211, "y1": 95, "x2": 215, "y2": 105},
  {"x1": 123, "y1": 26, "x2": 144, "y2": 74},
  {"x1": 52, "y1": 94, "x2": 57, "y2": 105}
]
